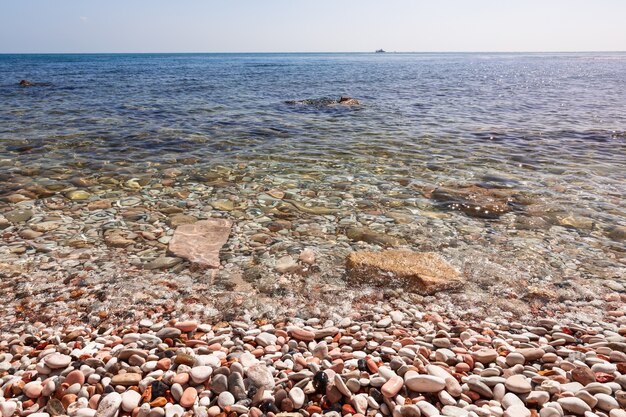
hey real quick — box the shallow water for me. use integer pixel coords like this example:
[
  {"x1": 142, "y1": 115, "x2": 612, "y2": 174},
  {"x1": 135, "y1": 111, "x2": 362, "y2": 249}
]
[{"x1": 0, "y1": 52, "x2": 625, "y2": 296}]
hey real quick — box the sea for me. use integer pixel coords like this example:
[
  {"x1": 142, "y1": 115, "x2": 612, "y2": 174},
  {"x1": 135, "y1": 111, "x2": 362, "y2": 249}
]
[{"x1": 0, "y1": 52, "x2": 625, "y2": 296}]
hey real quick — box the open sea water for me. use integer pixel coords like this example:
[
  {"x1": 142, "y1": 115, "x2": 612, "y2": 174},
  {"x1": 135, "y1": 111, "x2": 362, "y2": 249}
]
[{"x1": 0, "y1": 52, "x2": 625, "y2": 293}]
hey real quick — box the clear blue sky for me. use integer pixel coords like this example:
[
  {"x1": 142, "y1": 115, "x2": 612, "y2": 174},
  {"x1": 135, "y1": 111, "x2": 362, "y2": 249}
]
[{"x1": 1, "y1": 0, "x2": 624, "y2": 53}]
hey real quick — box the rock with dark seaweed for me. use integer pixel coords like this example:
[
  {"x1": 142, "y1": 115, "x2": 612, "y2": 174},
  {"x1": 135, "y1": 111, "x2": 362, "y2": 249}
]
[
  {"x1": 18, "y1": 79, "x2": 52, "y2": 87},
  {"x1": 285, "y1": 96, "x2": 360, "y2": 107},
  {"x1": 422, "y1": 184, "x2": 522, "y2": 219},
  {"x1": 338, "y1": 96, "x2": 360, "y2": 105}
]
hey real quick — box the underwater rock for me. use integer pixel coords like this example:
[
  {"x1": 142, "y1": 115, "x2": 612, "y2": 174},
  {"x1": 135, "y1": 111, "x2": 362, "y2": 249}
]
[
  {"x1": 345, "y1": 250, "x2": 463, "y2": 294},
  {"x1": 427, "y1": 185, "x2": 518, "y2": 219},
  {"x1": 168, "y1": 218, "x2": 233, "y2": 268},
  {"x1": 18, "y1": 79, "x2": 51, "y2": 87},
  {"x1": 338, "y1": 96, "x2": 360, "y2": 105},
  {"x1": 345, "y1": 227, "x2": 406, "y2": 247},
  {"x1": 285, "y1": 96, "x2": 360, "y2": 107}
]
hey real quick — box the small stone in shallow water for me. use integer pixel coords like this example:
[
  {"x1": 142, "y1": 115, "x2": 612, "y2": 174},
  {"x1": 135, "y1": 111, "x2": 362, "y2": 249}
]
[
  {"x1": 168, "y1": 214, "x2": 198, "y2": 227},
  {"x1": 66, "y1": 190, "x2": 91, "y2": 201},
  {"x1": 345, "y1": 227, "x2": 406, "y2": 247},
  {"x1": 299, "y1": 248, "x2": 316, "y2": 265},
  {"x1": 275, "y1": 255, "x2": 299, "y2": 273},
  {"x1": 4, "y1": 208, "x2": 34, "y2": 223}
]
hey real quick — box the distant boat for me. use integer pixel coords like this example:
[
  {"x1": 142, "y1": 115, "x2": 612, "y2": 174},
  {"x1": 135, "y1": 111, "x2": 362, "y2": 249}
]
[{"x1": 375, "y1": 49, "x2": 386, "y2": 53}]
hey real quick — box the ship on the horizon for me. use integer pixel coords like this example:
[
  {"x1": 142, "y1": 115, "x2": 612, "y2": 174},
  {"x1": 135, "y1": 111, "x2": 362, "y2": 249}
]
[{"x1": 375, "y1": 49, "x2": 386, "y2": 53}]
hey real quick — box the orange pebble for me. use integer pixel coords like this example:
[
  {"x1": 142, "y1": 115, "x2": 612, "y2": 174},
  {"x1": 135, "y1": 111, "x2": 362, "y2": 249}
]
[
  {"x1": 150, "y1": 397, "x2": 168, "y2": 407},
  {"x1": 366, "y1": 358, "x2": 378, "y2": 373},
  {"x1": 62, "y1": 394, "x2": 78, "y2": 409},
  {"x1": 307, "y1": 406, "x2": 322, "y2": 414}
]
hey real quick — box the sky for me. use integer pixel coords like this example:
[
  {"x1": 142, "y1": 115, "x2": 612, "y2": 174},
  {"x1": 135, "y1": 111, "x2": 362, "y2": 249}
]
[{"x1": 1, "y1": 0, "x2": 625, "y2": 53}]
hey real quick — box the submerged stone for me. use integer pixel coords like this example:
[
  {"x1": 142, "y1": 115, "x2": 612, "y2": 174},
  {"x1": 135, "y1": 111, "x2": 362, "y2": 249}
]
[
  {"x1": 428, "y1": 185, "x2": 518, "y2": 219},
  {"x1": 345, "y1": 250, "x2": 463, "y2": 294},
  {"x1": 345, "y1": 227, "x2": 406, "y2": 247},
  {"x1": 168, "y1": 218, "x2": 233, "y2": 268},
  {"x1": 4, "y1": 208, "x2": 34, "y2": 223}
]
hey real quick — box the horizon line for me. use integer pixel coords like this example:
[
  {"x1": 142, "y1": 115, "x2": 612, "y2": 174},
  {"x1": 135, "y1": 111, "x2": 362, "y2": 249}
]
[{"x1": 1, "y1": 50, "x2": 626, "y2": 55}]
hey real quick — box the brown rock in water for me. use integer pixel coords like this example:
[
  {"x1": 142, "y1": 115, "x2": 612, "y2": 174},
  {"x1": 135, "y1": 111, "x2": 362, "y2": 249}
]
[
  {"x1": 345, "y1": 250, "x2": 463, "y2": 294},
  {"x1": 104, "y1": 231, "x2": 135, "y2": 248},
  {"x1": 338, "y1": 96, "x2": 360, "y2": 106},
  {"x1": 345, "y1": 227, "x2": 406, "y2": 247},
  {"x1": 429, "y1": 185, "x2": 516, "y2": 219},
  {"x1": 168, "y1": 218, "x2": 232, "y2": 268},
  {"x1": 167, "y1": 213, "x2": 198, "y2": 227}
]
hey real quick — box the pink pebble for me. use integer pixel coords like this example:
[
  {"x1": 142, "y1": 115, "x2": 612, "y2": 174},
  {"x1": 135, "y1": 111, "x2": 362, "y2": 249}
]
[
  {"x1": 180, "y1": 387, "x2": 198, "y2": 408},
  {"x1": 175, "y1": 321, "x2": 198, "y2": 332},
  {"x1": 24, "y1": 381, "x2": 44, "y2": 398},
  {"x1": 65, "y1": 370, "x2": 85, "y2": 386},
  {"x1": 208, "y1": 406, "x2": 222, "y2": 417},
  {"x1": 381, "y1": 375, "x2": 404, "y2": 397},
  {"x1": 172, "y1": 372, "x2": 190, "y2": 385},
  {"x1": 156, "y1": 358, "x2": 171, "y2": 371},
  {"x1": 89, "y1": 394, "x2": 101, "y2": 409},
  {"x1": 289, "y1": 327, "x2": 315, "y2": 341}
]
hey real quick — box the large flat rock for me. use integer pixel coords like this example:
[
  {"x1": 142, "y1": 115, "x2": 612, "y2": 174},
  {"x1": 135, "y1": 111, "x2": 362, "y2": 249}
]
[
  {"x1": 345, "y1": 250, "x2": 463, "y2": 294},
  {"x1": 168, "y1": 218, "x2": 232, "y2": 268}
]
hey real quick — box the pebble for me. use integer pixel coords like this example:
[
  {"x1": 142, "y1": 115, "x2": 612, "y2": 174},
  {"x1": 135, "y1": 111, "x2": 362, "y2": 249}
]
[
  {"x1": 472, "y1": 349, "x2": 498, "y2": 364},
  {"x1": 404, "y1": 372, "x2": 446, "y2": 392},
  {"x1": 180, "y1": 387, "x2": 198, "y2": 408},
  {"x1": 382, "y1": 375, "x2": 404, "y2": 397},
  {"x1": 217, "y1": 391, "x2": 235, "y2": 408},
  {"x1": 247, "y1": 364, "x2": 275, "y2": 389},
  {"x1": 174, "y1": 321, "x2": 197, "y2": 332},
  {"x1": 121, "y1": 390, "x2": 141, "y2": 412},
  {"x1": 558, "y1": 397, "x2": 592, "y2": 415},
  {"x1": 190, "y1": 366, "x2": 213, "y2": 384},
  {"x1": 111, "y1": 373, "x2": 142, "y2": 386},
  {"x1": 164, "y1": 404, "x2": 185, "y2": 417},
  {"x1": 94, "y1": 392, "x2": 122, "y2": 417},
  {"x1": 44, "y1": 353, "x2": 72, "y2": 369},
  {"x1": 504, "y1": 405, "x2": 531, "y2": 417},
  {"x1": 288, "y1": 387, "x2": 305, "y2": 408},
  {"x1": 505, "y1": 375, "x2": 532, "y2": 394}
]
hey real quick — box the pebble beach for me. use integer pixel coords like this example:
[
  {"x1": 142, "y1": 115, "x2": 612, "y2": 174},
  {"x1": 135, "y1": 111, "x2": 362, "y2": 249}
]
[{"x1": 2, "y1": 306, "x2": 626, "y2": 417}]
